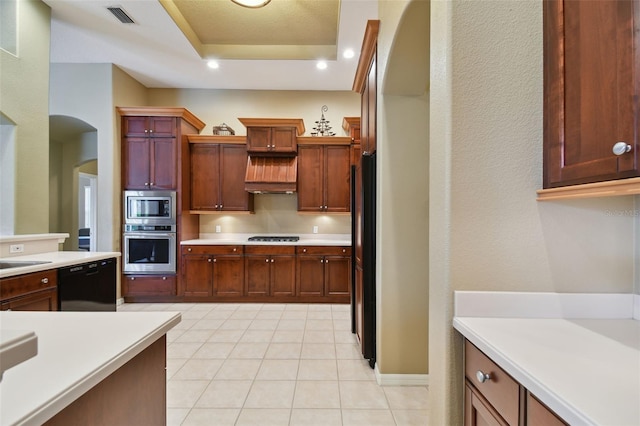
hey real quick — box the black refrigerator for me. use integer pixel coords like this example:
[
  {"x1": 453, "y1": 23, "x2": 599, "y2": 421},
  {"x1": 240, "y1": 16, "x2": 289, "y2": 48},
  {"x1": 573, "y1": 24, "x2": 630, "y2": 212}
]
[{"x1": 352, "y1": 152, "x2": 376, "y2": 368}]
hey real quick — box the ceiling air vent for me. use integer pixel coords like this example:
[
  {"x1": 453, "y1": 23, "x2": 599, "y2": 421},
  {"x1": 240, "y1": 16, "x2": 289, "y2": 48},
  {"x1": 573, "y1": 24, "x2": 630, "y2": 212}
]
[{"x1": 107, "y1": 6, "x2": 135, "y2": 24}]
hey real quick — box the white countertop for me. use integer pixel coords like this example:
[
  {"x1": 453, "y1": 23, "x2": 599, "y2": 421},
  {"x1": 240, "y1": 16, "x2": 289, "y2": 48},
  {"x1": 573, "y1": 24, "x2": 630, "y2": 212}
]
[
  {"x1": 182, "y1": 233, "x2": 351, "y2": 246},
  {"x1": 0, "y1": 251, "x2": 120, "y2": 279},
  {"x1": 0, "y1": 330, "x2": 38, "y2": 382},
  {"x1": 0, "y1": 311, "x2": 181, "y2": 426},
  {"x1": 453, "y1": 291, "x2": 640, "y2": 426}
]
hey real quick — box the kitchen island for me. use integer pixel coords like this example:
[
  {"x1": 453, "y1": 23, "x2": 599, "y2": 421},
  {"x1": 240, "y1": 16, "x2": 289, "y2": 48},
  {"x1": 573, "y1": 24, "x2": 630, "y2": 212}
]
[
  {"x1": 0, "y1": 310, "x2": 180, "y2": 425},
  {"x1": 453, "y1": 291, "x2": 640, "y2": 426}
]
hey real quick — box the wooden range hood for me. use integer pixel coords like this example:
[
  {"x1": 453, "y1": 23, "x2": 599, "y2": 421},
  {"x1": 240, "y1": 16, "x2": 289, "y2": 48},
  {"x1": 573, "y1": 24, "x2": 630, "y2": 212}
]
[{"x1": 245, "y1": 156, "x2": 298, "y2": 193}]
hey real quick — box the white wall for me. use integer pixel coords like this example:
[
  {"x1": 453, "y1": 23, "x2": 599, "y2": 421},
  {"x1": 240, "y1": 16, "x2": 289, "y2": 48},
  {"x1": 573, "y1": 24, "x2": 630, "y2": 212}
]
[{"x1": 0, "y1": 117, "x2": 16, "y2": 235}]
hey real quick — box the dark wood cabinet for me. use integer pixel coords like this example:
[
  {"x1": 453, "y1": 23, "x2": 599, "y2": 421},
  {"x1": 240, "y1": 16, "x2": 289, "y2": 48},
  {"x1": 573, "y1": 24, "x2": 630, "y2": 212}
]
[
  {"x1": 180, "y1": 245, "x2": 244, "y2": 298},
  {"x1": 543, "y1": 0, "x2": 639, "y2": 188},
  {"x1": 238, "y1": 118, "x2": 305, "y2": 154},
  {"x1": 189, "y1": 138, "x2": 254, "y2": 212},
  {"x1": 122, "y1": 275, "x2": 176, "y2": 297},
  {"x1": 464, "y1": 340, "x2": 567, "y2": 426},
  {"x1": 297, "y1": 139, "x2": 351, "y2": 213},
  {"x1": 296, "y1": 246, "x2": 351, "y2": 298},
  {"x1": 245, "y1": 246, "x2": 296, "y2": 297},
  {"x1": 118, "y1": 107, "x2": 206, "y2": 302},
  {"x1": 0, "y1": 270, "x2": 58, "y2": 311},
  {"x1": 122, "y1": 117, "x2": 178, "y2": 190},
  {"x1": 343, "y1": 116, "x2": 361, "y2": 166}
]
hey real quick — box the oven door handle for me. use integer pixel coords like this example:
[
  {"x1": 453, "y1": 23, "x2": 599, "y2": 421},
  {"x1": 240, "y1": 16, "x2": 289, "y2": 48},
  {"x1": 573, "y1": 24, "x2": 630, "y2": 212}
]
[{"x1": 124, "y1": 232, "x2": 176, "y2": 239}]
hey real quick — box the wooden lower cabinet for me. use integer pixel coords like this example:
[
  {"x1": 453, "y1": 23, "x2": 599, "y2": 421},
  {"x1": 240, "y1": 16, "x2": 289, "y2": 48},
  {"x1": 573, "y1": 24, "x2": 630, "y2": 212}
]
[
  {"x1": 0, "y1": 270, "x2": 58, "y2": 311},
  {"x1": 464, "y1": 340, "x2": 567, "y2": 426},
  {"x1": 296, "y1": 246, "x2": 351, "y2": 301},
  {"x1": 122, "y1": 275, "x2": 176, "y2": 299},
  {"x1": 178, "y1": 244, "x2": 351, "y2": 303},
  {"x1": 181, "y1": 245, "x2": 244, "y2": 298},
  {"x1": 245, "y1": 246, "x2": 296, "y2": 297}
]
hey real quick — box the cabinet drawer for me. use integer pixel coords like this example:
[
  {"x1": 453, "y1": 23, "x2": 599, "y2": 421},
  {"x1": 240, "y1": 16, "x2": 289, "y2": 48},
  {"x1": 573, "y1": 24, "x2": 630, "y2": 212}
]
[
  {"x1": 296, "y1": 246, "x2": 351, "y2": 256},
  {"x1": 245, "y1": 245, "x2": 295, "y2": 255},
  {"x1": 0, "y1": 270, "x2": 58, "y2": 300},
  {"x1": 526, "y1": 392, "x2": 567, "y2": 426},
  {"x1": 182, "y1": 245, "x2": 243, "y2": 255},
  {"x1": 465, "y1": 341, "x2": 520, "y2": 426},
  {"x1": 123, "y1": 275, "x2": 176, "y2": 296}
]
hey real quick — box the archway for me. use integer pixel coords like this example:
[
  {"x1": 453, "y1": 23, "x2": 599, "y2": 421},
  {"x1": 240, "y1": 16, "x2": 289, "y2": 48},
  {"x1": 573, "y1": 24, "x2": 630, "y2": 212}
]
[{"x1": 49, "y1": 115, "x2": 98, "y2": 251}]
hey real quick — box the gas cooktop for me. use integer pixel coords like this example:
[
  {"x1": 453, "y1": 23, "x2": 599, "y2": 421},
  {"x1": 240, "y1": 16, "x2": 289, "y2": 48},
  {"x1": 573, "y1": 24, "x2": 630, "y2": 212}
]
[{"x1": 248, "y1": 236, "x2": 300, "y2": 242}]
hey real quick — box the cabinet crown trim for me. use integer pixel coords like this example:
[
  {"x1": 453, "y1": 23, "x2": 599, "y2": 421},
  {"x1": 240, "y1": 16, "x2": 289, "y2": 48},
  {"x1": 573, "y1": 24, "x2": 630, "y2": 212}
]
[
  {"x1": 116, "y1": 107, "x2": 206, "y2": 131},
  {"x1": 188, "y1": 135, "x2": 246, "y2": 144},
  {"x1": 238, "y1": 118, "x2": 305, "y2": 136}
]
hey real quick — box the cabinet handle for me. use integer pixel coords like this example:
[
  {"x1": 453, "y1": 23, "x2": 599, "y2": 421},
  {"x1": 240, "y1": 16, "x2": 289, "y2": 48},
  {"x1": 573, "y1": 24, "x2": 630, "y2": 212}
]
[
  {"x1": 41, "y1": 278, "x2": 49, "y2": 284},
  {"x1": 476, "y1": 370, "x2": 491, "y2": 383},
  {"x1": 613, "y1": 142, "x2": 632, "y2": 156}
]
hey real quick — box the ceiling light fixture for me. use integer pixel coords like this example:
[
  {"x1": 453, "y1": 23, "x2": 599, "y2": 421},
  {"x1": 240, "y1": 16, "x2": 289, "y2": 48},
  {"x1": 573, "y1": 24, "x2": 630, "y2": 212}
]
[
  {"x1": 316, "y1": 61, "x2": 328, "y2": 70},
  {"x1": 207, "y1": 60, "x2": 219, "y2": 69},
  {"x1": 343, "y1": 49, "x2": 355, "y2": 59},
  {"x1": 231, "y1": 0, "x2": 271, "y2": 8}
]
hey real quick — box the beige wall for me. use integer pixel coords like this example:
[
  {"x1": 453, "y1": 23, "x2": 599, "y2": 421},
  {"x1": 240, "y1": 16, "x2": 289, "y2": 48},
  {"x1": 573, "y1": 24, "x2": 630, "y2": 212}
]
[
  {"x1": 375, "y1": 0, "x2": 430, "y2": 376},
  {"x1": 0, "y1": 0, "x2": 51, "y2": 234},
  {"x1": 147, "y1": 89, "x2": 359, "y2": 235},
  {"x1": 428, "y1": 1, "x2": 637, "y2": 424}
]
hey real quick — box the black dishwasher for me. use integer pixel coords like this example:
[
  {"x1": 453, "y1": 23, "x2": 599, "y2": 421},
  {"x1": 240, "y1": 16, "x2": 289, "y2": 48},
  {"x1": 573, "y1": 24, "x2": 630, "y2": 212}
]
[{"x1": 58, "y1": 258, "x2": 117, "y2": 311}]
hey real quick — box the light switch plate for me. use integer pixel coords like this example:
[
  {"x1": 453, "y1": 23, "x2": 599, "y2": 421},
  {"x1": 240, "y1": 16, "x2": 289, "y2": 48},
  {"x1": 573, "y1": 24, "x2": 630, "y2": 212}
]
[{"x1": 9, "y1": 244, "x2": 24, "y2": 253}]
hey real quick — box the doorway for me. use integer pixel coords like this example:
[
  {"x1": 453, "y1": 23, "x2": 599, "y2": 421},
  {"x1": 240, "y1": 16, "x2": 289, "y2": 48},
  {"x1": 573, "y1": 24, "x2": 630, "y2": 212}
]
[{"x1": 78, "y1": 172, "x2": 97, "y2": 251}]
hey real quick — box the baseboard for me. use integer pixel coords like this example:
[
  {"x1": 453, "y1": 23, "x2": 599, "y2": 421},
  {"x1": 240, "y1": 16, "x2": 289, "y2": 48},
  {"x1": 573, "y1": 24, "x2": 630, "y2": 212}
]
[{"x1": 374, "y1": 363, "x2": 429, "y2": 386}]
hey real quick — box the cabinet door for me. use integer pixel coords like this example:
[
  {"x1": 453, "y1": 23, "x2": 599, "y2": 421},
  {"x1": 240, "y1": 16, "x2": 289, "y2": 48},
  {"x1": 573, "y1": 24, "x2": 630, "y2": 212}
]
[
  {"x1": 123, "y1": 137, "x2": 151, "y2": 189},
  {"x1": 148, "y1": 117, "x2": 177, "y2": 137},
  {"x1": 245, "y1": 255, "x2": 270, "y2": 296},
  {"x1": 297, "y1": 255, "x2": 324, "y2": 296},
  {"x1": 297, "y1": 145, "x2": 324, "y2": 212},
  {"x1": 247, "y1": 127, "x2": 271, "y2": 152},
  {"x1": 526, "y1": 392, "x2": 567, "y2": 426},
  {"x1": 213, "y1": 255, "x2": 244, "y2": 296},
  {"x1": 270, "y1": 255, "x2": 296, "y2": 296},
  {"x1": 544, "y1": 0, "x2": 638, "y2": 187},
  {"x1": 150, "y1": 138, "x2": 177, "y2": 189},
  {"x1": 123, "y1": 117, "x2": 149, "y2": 137},
  {"x1": 1, "y1": 288, "x2": 57, "y2": 311},
  {"x1": 271, "y1": 127, "x2": 297, "y2": 153},
  {"x1": 325, "y1": 145, "x2": 351, "y2": 212},
  {"x1": 182, "y1": 255, "x2": 212, "y2": 297},
  {"x1": 324, "y1": 255, "x2": 351, "y2": 296},
  {"x1": 464, "y1": 384, "x2": 508, "y2": 426},
  {"x1": 190, "y1": 144, "x2": 221, "y2": 210},
  {"x1": 220, "y1": 144, "x2": 252, "y2": 211}
]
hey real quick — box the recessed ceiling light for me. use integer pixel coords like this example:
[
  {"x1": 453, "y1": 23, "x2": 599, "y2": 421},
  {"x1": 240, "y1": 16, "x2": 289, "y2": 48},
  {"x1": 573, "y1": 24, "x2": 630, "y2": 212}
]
[
  {"x1": 207, "y1": 60, "x2": 219, "y2": 69},
  {"x1": 343, "y1": 49, "x2": 355, "y2": 59},
  {"x1": 316, "y1": 61, "x2": 328, "y2": 70}
]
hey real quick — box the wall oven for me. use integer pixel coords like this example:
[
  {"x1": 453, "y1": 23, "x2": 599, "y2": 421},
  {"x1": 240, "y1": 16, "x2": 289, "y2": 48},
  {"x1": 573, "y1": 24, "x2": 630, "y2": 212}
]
[
  {"x1": 123, "y1": 190, "x2": 176, "y2": 226},
  {"x1": 122, "y1": 225, "x2": 176, "y2": 274}
]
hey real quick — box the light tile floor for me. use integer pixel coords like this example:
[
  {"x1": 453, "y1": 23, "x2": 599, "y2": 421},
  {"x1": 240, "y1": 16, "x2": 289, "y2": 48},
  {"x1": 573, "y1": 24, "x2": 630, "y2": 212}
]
[{"x1": 118, "y1": 302, "x2": 428, "y2": 426}]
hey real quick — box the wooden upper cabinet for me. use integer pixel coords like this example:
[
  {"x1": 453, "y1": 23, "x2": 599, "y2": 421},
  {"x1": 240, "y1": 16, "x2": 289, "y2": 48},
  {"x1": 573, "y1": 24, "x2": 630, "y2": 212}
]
[
  {"x1": 238, "y1": 118, "x2": 305, "y2": 154},
  {"x1": 188, "y1": 137, "x2": 254, "y2": 212},
  {"x1": 543, "y1": 0, "x2": 639, "y2": 188},
  {"x1": 118, "y1": 108, "x2": 205, "y2": 191},
  {"x1": 343, "y1": 117, "x2": 362, "y2": 166},
  {"x1": 297, "y1": 138, "x2": 351, "y2": 213}
]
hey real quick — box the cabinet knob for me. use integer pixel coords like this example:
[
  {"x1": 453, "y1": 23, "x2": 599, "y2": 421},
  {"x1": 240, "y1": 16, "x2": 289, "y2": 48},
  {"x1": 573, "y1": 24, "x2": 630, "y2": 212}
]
[
  {"x1": 145, "y1": 129, "x2": 149, "y2": 133},
  {"x1": 213, "y1": 258, "x2": 217, "y2": 263},
  {"x1": 266, "y1": 258, "x2": 270, "y2": 262},
  {"x1": 215, "y1": 205, "x2": 219, "y2": 209},
  {"x1": 188, "y1": 248, "x2": 192, "y2": 252},
  {"x1": 342, "y1": 249, "x2": 346, "y2": 253},
  {"x1": 320, "y1": 259, "x2": 324, "y2": 263},
  {"x1": 150, "y1": 182, "x2": 154, "y2": 186},
  {"x1": 271, "y1": 259, "x2": 275, "y2": 263},
  {"x1": 208, "y1": 258, "x2": 212, "y2": 263},
  {"x1": 162, "y1": 276, "x2": 167, "y2": 280},
  {"x1": 476, "y1": 370, "x2": 491, "y2": 383},
  {"x1": 149, "y1": 129, "x2": 153, "y2": 133},
  {"x1": 41, "y1": 278, "x2": 49, "y2": 284},
  {"x1": 613, "y1": 142, "x2": 632, "y2": 156},
  {"x1": 145, "y1": 182, "x2": 150, "y2": 186},
  {"x1": 130, "y1": 277, "x2": 135, "y2": 280},
  {"x1": 219, "y1": 205, "x2": 223, "y2": 209},
  {"x1": 303, "y1": 249, "x2": 307, "y2": 253},
  {"x1": 233, "y1": 248, "x2": 237, "y2": 252}
]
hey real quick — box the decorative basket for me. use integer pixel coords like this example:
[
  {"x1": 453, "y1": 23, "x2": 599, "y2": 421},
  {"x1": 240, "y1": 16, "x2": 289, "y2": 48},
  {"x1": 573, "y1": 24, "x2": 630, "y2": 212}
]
[{"x1": 212, "y1": 123, "x2": 235, "y2": 136}]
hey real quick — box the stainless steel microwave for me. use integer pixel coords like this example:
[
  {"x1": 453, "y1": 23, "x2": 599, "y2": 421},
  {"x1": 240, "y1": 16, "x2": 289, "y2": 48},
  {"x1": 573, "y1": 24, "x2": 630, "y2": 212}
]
[{"x1": 123, "y1": 190, "x2": 176, "y2": 225}]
